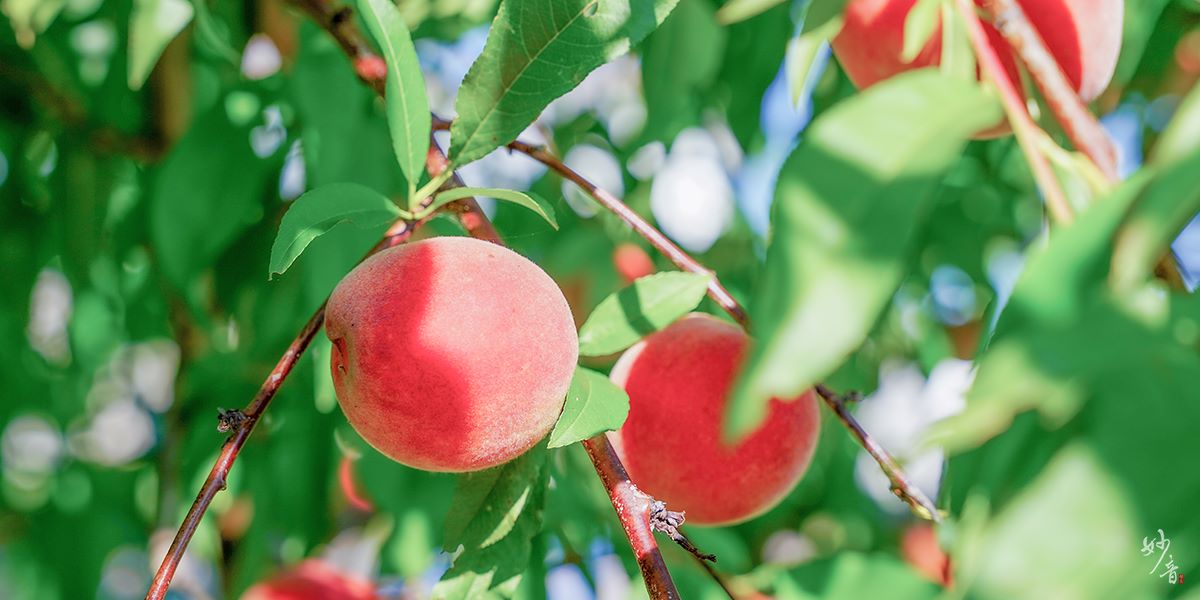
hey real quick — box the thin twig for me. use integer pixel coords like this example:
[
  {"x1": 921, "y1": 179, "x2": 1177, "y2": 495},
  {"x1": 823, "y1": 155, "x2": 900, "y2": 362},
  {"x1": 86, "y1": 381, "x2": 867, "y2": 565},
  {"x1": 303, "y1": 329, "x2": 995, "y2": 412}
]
[
  {"x1": 980, "y1": 0, "x2": 1119, "y2": 181},
  {"x1": 144, "y1": 223, "x2": 415, "y2": 600},
  {"x1": 979, "y1": 0, "x2": 1186, "y2": 288},
  {"x1": 455, "y1": 122, "x2": 942, "y2": 521},
  {"x1": 425, "y1": 136, "x2": 683, "y2": 598},
  {"x1": 815, "y1": 385, "x2": 942, "y2": 522},
  {"x1": 953, "y1": 0, "x2": 1074, "y2": 225}
]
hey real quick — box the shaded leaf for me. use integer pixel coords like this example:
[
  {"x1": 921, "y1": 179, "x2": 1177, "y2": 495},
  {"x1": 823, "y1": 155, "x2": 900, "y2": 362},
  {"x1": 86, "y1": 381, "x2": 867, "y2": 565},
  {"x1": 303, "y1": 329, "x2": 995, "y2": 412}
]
[
  {"x1": 1110, "y1": 149, "x2": 1200, "y2": 293},
  {"x1": 578, "y1": 271, "x2": 711, "y2": 356},
  {"x1": 547, "y1": 367, "x2": 629, "y2": 448},
  {"x1": 358, "y1": 0, "x2": 430, "y2": 195},
  {"x1": 726, "y1": 69, "x2": 1001, "y2": 439},
  {"x1": 450, "y1": 0, "x2": 679, "y2": 165},
  {"x1": 435, "y1": 445, "x2": 548, "y2": 599},
  {"x1": 150, "y1": 109, "x2": 276, "y2": 287},
  {"x1": 641, "y1": 0, "x2": 725, "y2": 141},
  {"x1": 268, "y1": 183, "x2": 401, "y2": 278}
]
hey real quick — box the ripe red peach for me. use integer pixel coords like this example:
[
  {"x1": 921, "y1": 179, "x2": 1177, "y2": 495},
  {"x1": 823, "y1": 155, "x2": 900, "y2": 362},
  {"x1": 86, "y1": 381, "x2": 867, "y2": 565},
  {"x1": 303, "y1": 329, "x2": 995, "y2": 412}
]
[
  {"x1": 241, "y1": 560, "x2": 378, "y2": 600},
  {"x1": 831, "y1": 0, "x2": 1122, "y2": 121},
  {"x1": 612, "y1": 242, "x2": 656, "y2": 283},
  {"x1": 610, "y1": 313, "x2": 821, "y2": 525},
  {"x1": 901, "y1": 524, "x2": 954, "y2": 587},
  {"x1": 326, "y1": 236, "x2": 578, "y2": 472}
]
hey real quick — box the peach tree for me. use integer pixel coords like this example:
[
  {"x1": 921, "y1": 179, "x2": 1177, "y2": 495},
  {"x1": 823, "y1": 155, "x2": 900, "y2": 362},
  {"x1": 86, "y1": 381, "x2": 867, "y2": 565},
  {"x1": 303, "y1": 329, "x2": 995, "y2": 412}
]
[{"x1": 0, "y1": 0, "x2": 1198, "y2": 599}]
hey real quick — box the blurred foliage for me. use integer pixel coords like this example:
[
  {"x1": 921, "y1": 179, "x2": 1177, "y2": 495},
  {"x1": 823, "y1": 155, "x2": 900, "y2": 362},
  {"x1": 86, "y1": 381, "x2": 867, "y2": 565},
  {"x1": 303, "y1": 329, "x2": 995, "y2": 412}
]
[{"x1": 0, "y1": 0, "x2": 1198, "y2": 599}]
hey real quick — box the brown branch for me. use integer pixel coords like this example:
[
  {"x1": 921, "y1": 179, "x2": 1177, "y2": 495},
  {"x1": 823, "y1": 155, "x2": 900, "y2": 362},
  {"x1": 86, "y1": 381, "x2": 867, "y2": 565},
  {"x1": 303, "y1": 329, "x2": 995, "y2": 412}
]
[
  {"x1": 446, "y1": 121, "x2": 942, "y2": 521},
  {"x1": 815, "y1": 384, "x2": 942, "y2": 522},
  {"x1": 144, "y1": 222, "x2": 416, "y2": 600},
  {"x1": 981, "y1": 0, "x2": 1119, "y2": 182},
  {"x1": 979, "y1": 0, "x2": 1186, "y2": 288},
  {"x1": 581, "y1": 435, "x2": 682, "y2": 600},
  {"x1": 953, "y1": 0, "x2": 1075, "y2": 225}
]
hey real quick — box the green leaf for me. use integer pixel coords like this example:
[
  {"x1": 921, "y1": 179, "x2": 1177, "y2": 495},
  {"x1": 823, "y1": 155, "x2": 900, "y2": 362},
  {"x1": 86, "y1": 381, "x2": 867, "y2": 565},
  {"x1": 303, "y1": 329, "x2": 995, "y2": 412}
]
[
  {"x1": 421, "y1": 187, "x2": 557, "y2": 229},
  {"x1": 435, "y1": 445, "x2": 548, "y2": 599},
  {"x1": 358, "y1": 0, "x2": 430, "y2": 197},
  {"x1": 726, "y1": 69, "x2": 1001, "y2": 439},
  {"x1": 1110, "y1": 149, "x2": 1200, "y2": 293},
  {"x1": 578, "y1": 271, "x2": 712, "y2": 356},
  {"x1": 901, "y1": 0, "x2": 940, "y2": 62},
  {"x1": 547, "y1": 367, "x2": 630, "y2": 448},
  {"x1": 954, "y1": 444, "x2": 1149, "y2": 599},
  {"x1": 785, "y1": 15, "x2": 842, "y2": 106},
  {"x1": 150, "y1": 109, "x2": 276, "y2": 287},
  {"x1": 268, "y1": 183, "x2": 402, "y2": 278},
  {"x1": 939, "y1": 1, "x2": 975, "y2": 80},
  {"x1": 2, "y1": 0, "x2": 65, "y2": 47},
  {"x1": 450, "y1": 0, "x2": 680, "y2": 166},
  {"x1": 777, "y1": 553, "x2": 940, "y2": 599},
  {"x1": 1151, "y1": 81, "x2": 1200, "y2": 167},
  {"x1": 128, "y1": 0, "x2": 194, "y2": 90},
  {"x1": 641, "y1": 0, "x2": 726, "y2": 141},
  {"x1": 714, "y1": 0, "x2": 785, "y2": 25}
]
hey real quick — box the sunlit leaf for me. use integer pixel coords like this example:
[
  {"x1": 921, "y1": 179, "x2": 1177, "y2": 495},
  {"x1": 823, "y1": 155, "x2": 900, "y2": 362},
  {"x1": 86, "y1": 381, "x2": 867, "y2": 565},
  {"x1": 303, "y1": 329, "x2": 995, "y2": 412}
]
[
  {"x1": 421, "y1": 187, "x2": 557, "y2": 229},
  {"x1": 358, "y1": 0, "x2": 430, "y2": 196},
  {"x1": 726, "y1": 69, "x2": 1001, "y2": 439},
  {"x1": 435, "y1": 445, "x2": 548, "y2": 599},
  {"x1": 268, "y1": 183, "x2": 402, "y2": 278},
  {"x1": 450, "y1": 0, "x2": 679, "y2": 165},
  {"x1": 578, "y1": 271, "x2": 712, "y2": 356},
  {"x1": 128, "y1": 0, "x2": 193, "y2": 90},
  {"x1": 547, "y1": 367, "x2": 630, "y2": 448},
  {"x1": 901, "y1": 0, "x2": 939, "y2": 62}
]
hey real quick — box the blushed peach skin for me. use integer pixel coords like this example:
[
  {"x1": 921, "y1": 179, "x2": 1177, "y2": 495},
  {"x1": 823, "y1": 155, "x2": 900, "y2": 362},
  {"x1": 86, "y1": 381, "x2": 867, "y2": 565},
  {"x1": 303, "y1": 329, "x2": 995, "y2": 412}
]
[
  {"x1": 241, "y1": 560, "x2": 378, "y2": 600},
  {"x1": 326, "y1": 236, "x2": 578, "y2": 473},
  {"x1": 610, "y1": 313, "x2": 821, "y2": 526},
  {"x1": 831, "y1": 0, "x2": 1123, "y2": 133},
  {"x1": 613, "y1": 242, "x2": 656, "y2": 283}
]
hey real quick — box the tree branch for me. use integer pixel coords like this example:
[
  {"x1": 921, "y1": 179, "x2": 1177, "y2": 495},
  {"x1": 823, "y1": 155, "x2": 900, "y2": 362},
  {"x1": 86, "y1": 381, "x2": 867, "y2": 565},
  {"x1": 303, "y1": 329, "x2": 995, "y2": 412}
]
[
  {"x1": 581, "y1": 435, "x2": 682, "y2": 600},
  {"x1": 815, "y1": 385, "x2": 942, "y2": 522},
  {"x1": 449, "y1": 122, "x2": 943, "y2": 521},
  {"x1": 977, "y1": 0, "x2": 1186, "y2": 288},
  {"x1": 953, "y1": 0, "x2": 1075, "y2": 225},
  {"x1": 980, "y1": 0, "x2": 1119, "y2": 181},
  {"x1": 145, "y1": 222, "x2": 417, "y2": 600}
]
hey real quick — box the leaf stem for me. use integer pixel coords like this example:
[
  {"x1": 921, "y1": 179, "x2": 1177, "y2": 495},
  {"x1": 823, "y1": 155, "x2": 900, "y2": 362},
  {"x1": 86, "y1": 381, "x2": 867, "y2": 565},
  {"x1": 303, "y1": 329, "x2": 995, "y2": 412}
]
[{"x1": 143, "y1": 222, "x2": 415, "y2": 600}]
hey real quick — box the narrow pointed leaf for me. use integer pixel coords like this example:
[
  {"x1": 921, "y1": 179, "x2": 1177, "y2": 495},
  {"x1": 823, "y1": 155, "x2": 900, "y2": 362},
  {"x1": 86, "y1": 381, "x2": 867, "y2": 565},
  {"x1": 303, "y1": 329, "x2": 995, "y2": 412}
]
[
  {"x1": 450, "y1": 0, "x2": 679, "y2": 166},
  {"x1": 424, "y1": 187, "x2": 557, "y2": 229},
  {"x1": 358, "y1": 0, "x2": 430, "y2": 193},
  {"x1": 128, "y1": 0, "x2": 193, "y2": 90},
  {"x1": 269, "y1": 183, "x2": 401, "y2": 278}
]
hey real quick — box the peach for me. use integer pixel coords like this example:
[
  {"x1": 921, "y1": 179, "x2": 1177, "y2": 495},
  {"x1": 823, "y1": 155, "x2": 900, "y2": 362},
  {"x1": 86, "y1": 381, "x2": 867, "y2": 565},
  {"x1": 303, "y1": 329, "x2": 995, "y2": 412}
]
[
  {"x1": 612, "y1": 242, "x2": 656, "y2": 283},
  {"x1": 326, "y1": 236, "x2": 578, "y2": 472},
  {"x1": 610, "y1": 313, "x2": 821, "y2": 525},
  {"x1": 241, "y1": 560, "x2": 378, "y2": 600},
  {"x1": 901, "y1": 524, "x2": 953, "y2": 587},
  {"x1": 831, "y1": 0, "x2": 1122, "y2": 109}
]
